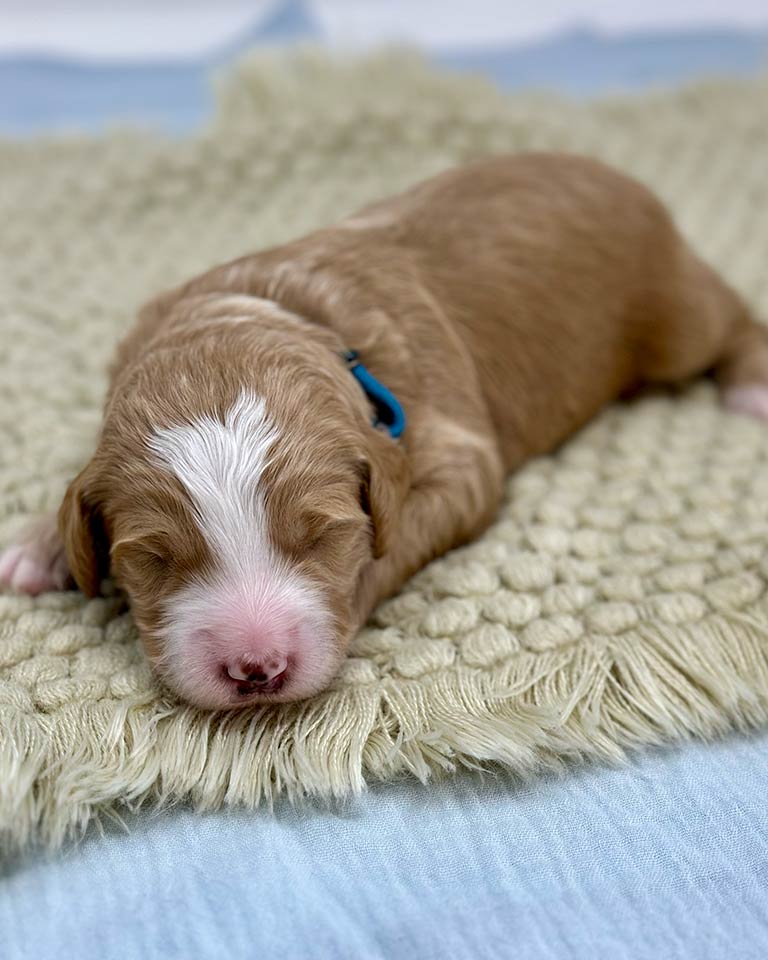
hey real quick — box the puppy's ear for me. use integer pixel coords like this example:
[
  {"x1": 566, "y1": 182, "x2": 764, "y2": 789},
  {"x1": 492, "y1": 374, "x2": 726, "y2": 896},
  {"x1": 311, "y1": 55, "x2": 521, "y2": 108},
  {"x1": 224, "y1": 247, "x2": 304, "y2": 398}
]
[
  {"x1": 58, "y1": 462, "x2": 109, "y2": 597},
  {"x1": 359, "y1": 429, "x2": 410, "y2": 559}
]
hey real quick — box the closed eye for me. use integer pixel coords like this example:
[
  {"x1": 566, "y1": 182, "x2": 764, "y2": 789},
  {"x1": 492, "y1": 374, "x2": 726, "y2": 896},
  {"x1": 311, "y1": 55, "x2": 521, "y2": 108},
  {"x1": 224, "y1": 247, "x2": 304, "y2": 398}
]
[
  {"x1": 136, "y1": 547, "x2": 170, "y2": 577},
  {"x1": 293, "y1": 514, "x2": 360, "y2": 558},
  {"x1": 111, "y1": 538, "x2": 171, "y2": 582}
]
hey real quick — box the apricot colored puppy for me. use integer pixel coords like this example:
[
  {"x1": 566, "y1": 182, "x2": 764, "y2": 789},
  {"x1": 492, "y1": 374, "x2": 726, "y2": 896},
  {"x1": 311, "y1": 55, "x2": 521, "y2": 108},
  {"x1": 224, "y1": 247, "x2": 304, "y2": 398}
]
[{"x1": 3, "y1": 154, "x2": 767, "y2": 708}]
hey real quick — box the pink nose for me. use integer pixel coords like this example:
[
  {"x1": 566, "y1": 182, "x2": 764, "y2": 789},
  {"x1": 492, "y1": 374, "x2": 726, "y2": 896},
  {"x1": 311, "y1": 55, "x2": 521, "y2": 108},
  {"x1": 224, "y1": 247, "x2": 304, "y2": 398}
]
[{"x1": 224, "y1": 656, "x2": 288, "y2": 695}]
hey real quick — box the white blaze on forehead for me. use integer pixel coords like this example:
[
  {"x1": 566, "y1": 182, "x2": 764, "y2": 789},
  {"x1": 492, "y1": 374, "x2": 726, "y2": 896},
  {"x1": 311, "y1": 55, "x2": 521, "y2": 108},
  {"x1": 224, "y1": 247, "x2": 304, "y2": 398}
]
[
  {"x1": 145, "y1": 389, "x2": 337, "y2": 706},
  {"x1": 147, "y1": 389, "x2": 278, "y2": 571}
]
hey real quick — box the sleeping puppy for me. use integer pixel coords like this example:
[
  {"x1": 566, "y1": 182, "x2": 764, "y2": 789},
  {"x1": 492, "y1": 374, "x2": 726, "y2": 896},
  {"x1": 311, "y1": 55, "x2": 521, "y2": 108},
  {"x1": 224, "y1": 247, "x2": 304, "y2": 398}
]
[{"x1": 2, "y1": 153, "x2": 768, "y2": 709}]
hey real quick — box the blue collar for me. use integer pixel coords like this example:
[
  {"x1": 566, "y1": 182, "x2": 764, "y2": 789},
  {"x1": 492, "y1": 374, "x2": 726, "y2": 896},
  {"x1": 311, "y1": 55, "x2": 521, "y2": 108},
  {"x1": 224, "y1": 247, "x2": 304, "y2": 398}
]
[{"x1": 343, "y1": 350, "x2": 406, "y2": 439}]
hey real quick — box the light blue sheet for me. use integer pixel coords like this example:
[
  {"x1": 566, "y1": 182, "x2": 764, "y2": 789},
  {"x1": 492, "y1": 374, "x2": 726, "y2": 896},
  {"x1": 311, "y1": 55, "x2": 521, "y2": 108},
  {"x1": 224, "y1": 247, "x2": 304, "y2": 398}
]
[{"x1": 3, "y1": 732, "x2": 768, "y2": 960}]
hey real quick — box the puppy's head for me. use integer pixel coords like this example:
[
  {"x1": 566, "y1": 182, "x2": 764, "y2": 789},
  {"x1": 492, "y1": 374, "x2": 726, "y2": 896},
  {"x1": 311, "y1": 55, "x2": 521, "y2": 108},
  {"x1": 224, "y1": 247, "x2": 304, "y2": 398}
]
[{"x1": 59, "y1": 312, "x2": 409, "y2": 708}]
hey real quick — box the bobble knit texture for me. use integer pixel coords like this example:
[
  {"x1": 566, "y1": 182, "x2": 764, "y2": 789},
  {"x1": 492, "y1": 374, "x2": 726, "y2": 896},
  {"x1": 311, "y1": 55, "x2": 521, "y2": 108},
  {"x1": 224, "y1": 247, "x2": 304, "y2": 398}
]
[{"x1": 2, "y1": 53, "x2": 768, "y2": 852}]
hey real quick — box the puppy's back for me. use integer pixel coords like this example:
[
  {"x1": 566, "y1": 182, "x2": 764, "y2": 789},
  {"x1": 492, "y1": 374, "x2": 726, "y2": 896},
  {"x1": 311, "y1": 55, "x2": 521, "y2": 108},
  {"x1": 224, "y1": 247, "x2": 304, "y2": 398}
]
[{"x1": 365, "y1": 153, "x2": 748, "y2": 464}]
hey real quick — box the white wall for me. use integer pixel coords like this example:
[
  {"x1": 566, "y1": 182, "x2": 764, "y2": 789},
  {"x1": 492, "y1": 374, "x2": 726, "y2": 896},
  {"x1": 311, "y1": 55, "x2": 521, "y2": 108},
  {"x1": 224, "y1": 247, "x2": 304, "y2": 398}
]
[
  {"x1": 1, "y1": 0, "x2": 767, "y2": 59},
  {"x1": 317, "y1": 0, "x2": 768, "y2": 50}
]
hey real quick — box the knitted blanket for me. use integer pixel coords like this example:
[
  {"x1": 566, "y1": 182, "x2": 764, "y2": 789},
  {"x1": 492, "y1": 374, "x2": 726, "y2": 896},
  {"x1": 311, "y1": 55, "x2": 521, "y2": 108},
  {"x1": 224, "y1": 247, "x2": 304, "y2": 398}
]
[{"x1": 2, "y1": 53, "x2": 768, "y2": 853}]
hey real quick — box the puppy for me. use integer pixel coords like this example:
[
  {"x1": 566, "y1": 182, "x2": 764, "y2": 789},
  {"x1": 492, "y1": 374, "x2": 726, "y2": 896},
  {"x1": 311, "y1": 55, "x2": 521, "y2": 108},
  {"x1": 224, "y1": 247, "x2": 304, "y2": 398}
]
[{"x1": 2, "y1": 153, "x2": 767, "y2": 709}]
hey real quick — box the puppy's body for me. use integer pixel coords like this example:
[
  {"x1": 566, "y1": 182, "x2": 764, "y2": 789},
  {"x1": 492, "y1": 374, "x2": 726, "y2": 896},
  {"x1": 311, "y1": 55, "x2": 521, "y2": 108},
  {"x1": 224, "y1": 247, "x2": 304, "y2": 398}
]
[{"x1": 3, "y1": 153, "x2": 767, "y2": 708}]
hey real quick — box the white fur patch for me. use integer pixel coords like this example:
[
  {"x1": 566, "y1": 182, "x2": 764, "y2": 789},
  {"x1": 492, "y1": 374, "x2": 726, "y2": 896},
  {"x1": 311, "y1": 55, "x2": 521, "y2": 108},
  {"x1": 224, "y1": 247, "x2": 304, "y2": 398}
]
[
  {"x1": 148, "y1": 390, "x2": 278, "y2": 570},
  {"x1": 339, "y1": 210, "x2": 396, "y2": 230},
  {"x1": 147, "y1": 390, "x2": 336, "y2": 705},
  {"x1": 181, "y1": 294, "x2": 298, "y2": 332}
]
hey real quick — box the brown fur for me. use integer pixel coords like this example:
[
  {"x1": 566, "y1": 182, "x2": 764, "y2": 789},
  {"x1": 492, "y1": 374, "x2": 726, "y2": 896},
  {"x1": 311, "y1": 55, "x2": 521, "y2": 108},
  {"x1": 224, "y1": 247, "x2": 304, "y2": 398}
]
[{"x1": 31, "y1": 152, "x2": 768, "y2": 701}]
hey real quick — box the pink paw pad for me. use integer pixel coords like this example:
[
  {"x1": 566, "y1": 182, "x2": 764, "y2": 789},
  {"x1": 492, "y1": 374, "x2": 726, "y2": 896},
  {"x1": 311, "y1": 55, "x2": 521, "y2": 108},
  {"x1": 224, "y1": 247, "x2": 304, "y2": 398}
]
[
  {"x1": 0, "y1": 540, "x2": 69, "y2": 596},
  {"x1": 723, "y1": 384, "x2": 768, "y2": 422}
]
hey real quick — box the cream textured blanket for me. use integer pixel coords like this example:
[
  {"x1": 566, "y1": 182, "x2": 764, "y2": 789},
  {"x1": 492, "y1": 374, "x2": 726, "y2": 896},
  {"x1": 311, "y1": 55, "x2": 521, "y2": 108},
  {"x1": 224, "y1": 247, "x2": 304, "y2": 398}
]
[{"x1": 2, "y1": 53, "x2": 768, "y2": 852}]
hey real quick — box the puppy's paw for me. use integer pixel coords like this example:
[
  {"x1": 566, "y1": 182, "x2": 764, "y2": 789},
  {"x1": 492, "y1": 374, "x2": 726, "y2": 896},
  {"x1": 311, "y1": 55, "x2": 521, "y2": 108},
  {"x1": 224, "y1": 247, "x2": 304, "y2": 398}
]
[
  {"x1": 723, "y1": 384, "x2": 768, "y2": 422},
  {"x1": 0, "y1": 517, "x2": 70, "y2": 596}
]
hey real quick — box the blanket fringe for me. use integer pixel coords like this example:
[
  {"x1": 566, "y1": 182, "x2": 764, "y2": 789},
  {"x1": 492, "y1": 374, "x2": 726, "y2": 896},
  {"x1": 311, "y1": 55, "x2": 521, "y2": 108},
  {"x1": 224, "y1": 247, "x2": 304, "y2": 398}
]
[{"x1": 3, "y1": 611, "x2": 768, "y2": 854}]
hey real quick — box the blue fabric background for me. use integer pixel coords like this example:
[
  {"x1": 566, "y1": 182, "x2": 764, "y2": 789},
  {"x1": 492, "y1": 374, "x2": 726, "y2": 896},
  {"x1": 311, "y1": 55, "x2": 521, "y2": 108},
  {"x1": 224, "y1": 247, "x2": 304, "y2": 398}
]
[
  {"x1": 2, "y1": 4, "x2": 768, "y2": 956},
  {"x1": 3, "y1": 733, "x2": 768, "y2": 960},
  {"x1": 1, "y1": 0, "x2": 766, "y2": 134}
]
